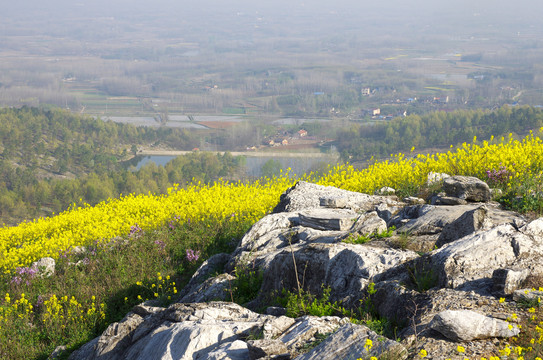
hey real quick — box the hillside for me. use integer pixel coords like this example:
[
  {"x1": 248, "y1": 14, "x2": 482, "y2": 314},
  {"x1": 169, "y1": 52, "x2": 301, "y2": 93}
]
[
  {"x1": 0, "y1": 107, "x2": 253, "y2": 225},
  {"x1": 3, "y1": 106, "x2": 543, "y2": 225},
  {"x1": 1, "y1": 132, "x2": 543, "y2": 358}
]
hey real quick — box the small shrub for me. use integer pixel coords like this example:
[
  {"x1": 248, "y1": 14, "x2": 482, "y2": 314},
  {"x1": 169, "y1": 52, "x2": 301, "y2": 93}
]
[
  {"x1": 406, "y1": 262, "x2": 438, "y2": 293},
  {"x1": 273, "y1": 286, "x2": 341, "y2": 318},
  {"x1": 499, "y1": 173, "x2": 543, "y2": 216},
  {"x1": 231, "y1": 263, "x2": 263, "y2": 305},
  {"x1": 374, "y1": 226, "x2": 395, "y2": 239},
  {"x1": 343, "y1": 233, "x2": 372, "y2": 245},
  {"x1": 343, "y1": 227, "x2": 395, "y2": 245},
  {"x1": 389, "y1": 230, "x2": 413, "y2": 250}
]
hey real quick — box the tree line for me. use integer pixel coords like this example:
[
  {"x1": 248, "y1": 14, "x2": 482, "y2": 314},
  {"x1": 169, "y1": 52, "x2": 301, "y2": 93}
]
[{"x1": 336, "y1": 105, "x2": 543, "y2": 161}]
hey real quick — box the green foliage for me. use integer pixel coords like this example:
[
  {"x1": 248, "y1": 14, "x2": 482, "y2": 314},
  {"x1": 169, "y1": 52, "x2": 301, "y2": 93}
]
[
  {"x1": 0, "y1": 106, "x2": 245, "y2": 225},
  {"x1": 280, "y1": 286, "x2": 340, "y2": 318},
  {"x1": 406, "y1": 261, "x2": 438, "y2": 293},
  {"x1": 272, "y1": 283, "x2": 397, "y2": 338},
  {"x1": 374, "y1": 226, "x2": 395, "y2": 239},
  {"x1": 261, "y1": 159, "x2": 283, "y2": 179},
  {"x1": 343, "y1": 233, "x2": 372, "y2": 245},
  {"x1": 0, "y1": 215, "x2": 251, "y2": 360},
  {"x1": 498, "y1": 174, "x2": 543, "y2": 215},
  {"x1": 231, "y1": 263, "x2": 264, "y2": 305},
  {"x1": 343, "y1": 226, "x2": 395, "y2": 245}
]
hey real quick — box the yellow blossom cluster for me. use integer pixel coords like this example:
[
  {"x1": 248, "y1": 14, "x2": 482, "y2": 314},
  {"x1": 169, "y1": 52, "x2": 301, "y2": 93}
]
[
  {"x1": 0, "y1": 292, "x2": 105, "y2": 333},
  {"x1": 318, "y1": 132, "x2": 543, "y2": 194},
  {"x1": 136, "y1": 272, "x2": 178, "y2": 301},
  {"x1": 0, "y1": 178, "x2": 293, "y2": 273},
  {"x1": 42, "y1": 294, "x2": 105, "y2": 327},
  {"x1": 3, "y1": 132, "x2": 543, "y2": 275}
]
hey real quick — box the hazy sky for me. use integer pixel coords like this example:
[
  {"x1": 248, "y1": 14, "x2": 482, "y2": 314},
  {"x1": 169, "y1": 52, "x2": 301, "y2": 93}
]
[{"x1": 2, "y1": 0, "x2": 543, "y2": 45}]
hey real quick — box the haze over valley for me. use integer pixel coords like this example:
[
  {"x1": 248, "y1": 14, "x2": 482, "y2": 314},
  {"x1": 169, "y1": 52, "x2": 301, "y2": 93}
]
[{"x1": 2, "y1": 0, "x2": 543, "y2": 223}]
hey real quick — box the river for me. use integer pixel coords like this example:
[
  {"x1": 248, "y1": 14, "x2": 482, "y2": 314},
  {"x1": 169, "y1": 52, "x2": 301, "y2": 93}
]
[{"x1": 126, "y1": 151, "x2": 339, "y2": 178}]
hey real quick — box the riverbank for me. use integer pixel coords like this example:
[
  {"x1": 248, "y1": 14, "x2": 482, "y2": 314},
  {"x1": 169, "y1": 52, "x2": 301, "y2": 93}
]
[{"x1": 138, "y1": 150, "x2": 339, "y2": 159}]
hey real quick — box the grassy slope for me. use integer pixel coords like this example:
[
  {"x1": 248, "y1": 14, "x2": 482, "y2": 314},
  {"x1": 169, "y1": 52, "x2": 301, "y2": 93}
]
[{"x1": 2, "y1": 132, "x2": 543, "y2": 359}]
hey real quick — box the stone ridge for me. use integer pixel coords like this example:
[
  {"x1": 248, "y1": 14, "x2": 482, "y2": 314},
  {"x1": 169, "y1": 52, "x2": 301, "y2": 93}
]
[{"x1": 67, "y1": 177, "x2": 543, "y2": 360}]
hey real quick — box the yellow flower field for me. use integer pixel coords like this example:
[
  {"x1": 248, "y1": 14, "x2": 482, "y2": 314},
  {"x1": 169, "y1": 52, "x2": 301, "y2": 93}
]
[
  {"x1": 0, "y1": 178, "x2": 293, "y2": 274},
  {"x1": 1, "y1": 131, "x2": 543, "y2": 274}
]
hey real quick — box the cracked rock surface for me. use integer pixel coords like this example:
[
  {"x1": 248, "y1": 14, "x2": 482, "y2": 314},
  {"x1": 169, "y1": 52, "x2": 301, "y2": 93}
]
[{"x1": 68, "y1": 180, "x2": 543, "y2": 360}]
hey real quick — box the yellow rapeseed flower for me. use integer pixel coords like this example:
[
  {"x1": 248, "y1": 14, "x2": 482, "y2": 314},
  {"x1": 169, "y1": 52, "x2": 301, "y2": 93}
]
[
  {"x1": 364, "y1": 338, "x2": 373, "y2": 351},
  {"x1": 419, "y1": 348, "x2": 427, "y2": 358}
]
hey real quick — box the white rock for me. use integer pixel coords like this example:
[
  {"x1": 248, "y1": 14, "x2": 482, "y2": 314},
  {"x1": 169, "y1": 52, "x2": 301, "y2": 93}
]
[
  {"x1": 207, "y1": 340, "x2": 249, "y2": 360},
  {"x1": 442, "y1": 175, "x2": 491, "y2": 202},
  {"x1": 278, "y1": 316, "x2": 349, "y2": 351},
  {"x1": 426, "y1": 172, "x2": 450, "y2": 186},
  {"x1": 295, "y1": 322, "x2": 407, "y2": 360},
  {"x1": 32, "y1": 257, "x2": 55, "y2": 278},
  {"x1": 430, "y1": 309, "x2": 520, "y2": 341}
]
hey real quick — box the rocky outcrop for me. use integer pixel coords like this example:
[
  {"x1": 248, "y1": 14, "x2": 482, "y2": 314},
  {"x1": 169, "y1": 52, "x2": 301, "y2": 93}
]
[
  {"x1": 68, "y1": 302, "x2": 403, "y2": 360},
  {"x1": 272, "y1": 181, "x2": 403, "y2": 215},
  {"x1": 68, "y1": 179, "x2": 543, "y2": 360}
]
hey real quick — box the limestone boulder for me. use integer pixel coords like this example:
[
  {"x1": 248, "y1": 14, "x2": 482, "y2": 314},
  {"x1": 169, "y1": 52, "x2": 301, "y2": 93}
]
[
  {"x1": 33, "y1": 257, "x2": 56, "y2": 278},
  {"x1": 429, "y1": 223, "x2": 543, "y2": 290},
  {"x1": 69, "y1": 302, "x2": 277, "y2": 360},
  {"x1": 430, "y1": 309, "x2": 520, "y2": 341},
  {"x1": 436, "y1": 205, "x2": 525, "y2": 247},
  {"x1": 257, "y1": 242, "x2": 418, "y2": 308},
  {"x1": 178, "y1": 253, "x2": 231, "y2": 300},
  {"x1": 93, "y1": 312, "x2": 146, "y2": 359},
  {"x1": 207, "y1": 340, "x2": 249, "y2": 360},
  {"x1": 392, "y1": 204, "x2": 481, "y2": 235},
  {"x1": 121, "y1": 320, "x2": 253, "y2": 360},
  {"x1": 298, "y1": 208, "x2": 358, "y2": 231},
  {"x1": 491, "y1": 268, "x2": 531, "y2": 296},
  {"x1": 179, "y1": 273, "x2": 235, "y2": 303},
  {"x1": 277, "y1": 315, "x2": 349, "y2": 354},
  {"x1": 247, "y1": 339, "x2": 289, "y2": 359},
  {"x1": 374, "y1": 186, "x2": 395, "y2": 195},
  {"x1": 272, "y1": 181, "x2": 403, "y2": 216},
  {"x1": 427, "y1": 172, "x2": 450, "y2": 186},
  {"x1": 442, "y1": 175, "x2": 491, "y2": 202},
  {"x1": 350, "y1": 211, "x2": 388, "y2": 236}
]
